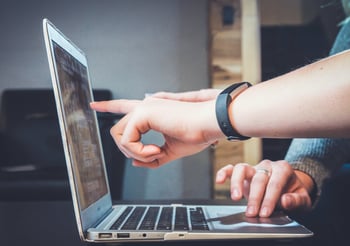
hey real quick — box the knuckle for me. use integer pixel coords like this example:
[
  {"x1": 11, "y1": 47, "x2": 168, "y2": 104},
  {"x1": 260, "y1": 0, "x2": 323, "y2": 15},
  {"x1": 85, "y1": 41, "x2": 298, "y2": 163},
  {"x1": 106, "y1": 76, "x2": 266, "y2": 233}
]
[
  {"x1": 260, "y1": 159, "x2": 272, "y2": 166},
  {"x1": 273, "y1": 161, "x2": 294, "y2": 177},
  {"x1": 247, "y1": 198, "x2": 260, "y2": 207},
  {"x1": 277, "y1": 160, "x2": 292, "y2": 170},
  {"x1": 234, "y1": 163, "x2": 248, "y2": 170},
  {"x1": 268, "y1": 180, "x2": 284, "y2": 192},
  {"x1": 253, "y1": 176, "x2": 267, "y2": 185},
  {"x1": 261, "y1": 198, "x2": 274, "y2": 206},
  {"x1": 110, "y1": 125, "x2": 117, "y2": 135},
  {"x1": 120, "y1": 137, "x2": 129, "y2": 147},
  {"x1": 219, "y1": 164, "x2": 233, "y2": 172}
]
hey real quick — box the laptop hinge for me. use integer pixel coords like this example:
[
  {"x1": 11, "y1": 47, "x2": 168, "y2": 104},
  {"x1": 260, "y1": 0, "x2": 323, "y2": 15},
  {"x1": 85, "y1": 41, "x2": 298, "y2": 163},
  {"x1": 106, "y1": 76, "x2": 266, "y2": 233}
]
[{"x1": 91, "y1": 207, "x2": 114, "y2": 228}]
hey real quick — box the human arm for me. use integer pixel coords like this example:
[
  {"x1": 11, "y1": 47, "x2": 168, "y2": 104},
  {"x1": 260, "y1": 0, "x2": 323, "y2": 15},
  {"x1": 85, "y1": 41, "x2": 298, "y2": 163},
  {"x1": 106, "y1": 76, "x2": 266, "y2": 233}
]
[
  {"x1": 90, "y1": 50, "x2": 350, "y2": 167},
  {"x1": 230, "y1": 49, "x2": 350, "y2": 139}
]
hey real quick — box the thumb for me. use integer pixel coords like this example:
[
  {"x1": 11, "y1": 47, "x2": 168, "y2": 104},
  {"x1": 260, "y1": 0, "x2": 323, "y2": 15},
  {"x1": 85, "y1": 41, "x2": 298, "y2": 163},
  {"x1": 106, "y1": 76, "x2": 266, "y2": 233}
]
[{"x1": 280, "y1": 192, "x2": 312, "y2": 211}]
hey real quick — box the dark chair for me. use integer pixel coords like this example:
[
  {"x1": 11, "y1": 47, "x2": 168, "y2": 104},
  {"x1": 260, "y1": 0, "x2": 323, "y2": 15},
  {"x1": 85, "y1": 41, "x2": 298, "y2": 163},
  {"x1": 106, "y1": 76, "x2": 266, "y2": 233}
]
[{"x1": 0, "y1": 89, "x2": 125, "y2": 201}]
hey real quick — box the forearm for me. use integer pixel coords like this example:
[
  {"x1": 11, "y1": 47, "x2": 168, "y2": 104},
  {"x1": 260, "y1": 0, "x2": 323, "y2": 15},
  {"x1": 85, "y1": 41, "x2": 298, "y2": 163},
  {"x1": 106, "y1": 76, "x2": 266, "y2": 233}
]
[{"x1": 228, "y1": 50, "x2": 350, "y2": 138}]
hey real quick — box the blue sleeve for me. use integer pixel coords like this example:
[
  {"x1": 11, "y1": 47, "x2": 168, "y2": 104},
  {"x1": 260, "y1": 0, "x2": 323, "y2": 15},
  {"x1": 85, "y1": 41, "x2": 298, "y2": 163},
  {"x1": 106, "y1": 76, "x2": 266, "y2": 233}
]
[
  {"x1": 284, "y1": 17, "x2": 350, "y2": 204},
  {"x1": 285, "y1": 138, "x2": 350, "y2": 200}
]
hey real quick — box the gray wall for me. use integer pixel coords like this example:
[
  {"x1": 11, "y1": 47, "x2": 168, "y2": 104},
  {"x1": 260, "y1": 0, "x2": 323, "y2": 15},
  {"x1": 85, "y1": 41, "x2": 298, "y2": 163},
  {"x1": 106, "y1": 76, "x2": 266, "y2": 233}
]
[{"x1": 0, "y1": 0, "x2": 212, "y2": 199}]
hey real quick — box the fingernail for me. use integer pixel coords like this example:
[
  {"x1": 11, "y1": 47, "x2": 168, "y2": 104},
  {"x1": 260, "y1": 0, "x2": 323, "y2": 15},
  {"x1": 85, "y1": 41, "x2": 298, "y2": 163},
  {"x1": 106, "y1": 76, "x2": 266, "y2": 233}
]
[
  {"x1": 246, "y1": 205, "x2": 256, "y2": 216},
  {"x1": 283, "y1": 194, "x2": 294, "y2": 209},
  {"x1": 144, "y1": 93, "x2": 154, "y2": 98},
  {"x1": 216, "y1": 172, "x2": 224, "y2": 181},
  {"x1": 260, "y1": 206, "x2": 269, "y2": 217},
  {"x1": 232, "y1": 188, "x2": 240, "y2": 199}
]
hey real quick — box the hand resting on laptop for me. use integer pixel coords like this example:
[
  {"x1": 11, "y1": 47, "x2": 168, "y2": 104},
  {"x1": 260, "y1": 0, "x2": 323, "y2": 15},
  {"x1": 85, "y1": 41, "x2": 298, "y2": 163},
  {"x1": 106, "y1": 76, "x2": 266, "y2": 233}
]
[{"x1": 215, "y1": 160, "x2": 314, "y2": 218}]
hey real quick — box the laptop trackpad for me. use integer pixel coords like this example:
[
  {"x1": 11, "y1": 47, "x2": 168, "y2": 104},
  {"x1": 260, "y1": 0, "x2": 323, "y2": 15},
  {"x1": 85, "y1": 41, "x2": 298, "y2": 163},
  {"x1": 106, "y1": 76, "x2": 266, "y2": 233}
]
[{"x1": 205, "y1": 206, "x2": 297, "y2": 231}]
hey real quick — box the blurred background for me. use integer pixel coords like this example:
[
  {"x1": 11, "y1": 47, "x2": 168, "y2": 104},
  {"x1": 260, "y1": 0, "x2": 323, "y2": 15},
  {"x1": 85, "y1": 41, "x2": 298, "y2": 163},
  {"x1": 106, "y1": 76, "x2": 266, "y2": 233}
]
[{"x1": 0, "y1": 0, "x2": 345, "y2": 245}]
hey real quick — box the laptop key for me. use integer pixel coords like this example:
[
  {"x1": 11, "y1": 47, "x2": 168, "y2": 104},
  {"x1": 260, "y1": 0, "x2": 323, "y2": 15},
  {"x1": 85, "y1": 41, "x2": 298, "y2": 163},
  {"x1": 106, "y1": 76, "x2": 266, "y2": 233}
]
[
  {"x1": 156, "y1": 207, "x2": 173, "y2": 230},
  {"x1": 174, "y1": 207, "x2": 189, "y2": 231},
  {"x1": 139, "y1": 207, "x2": 160, "y2": 230},
  {"x1": 190, "y1": 207, "x2": 209, "y2": 231},
  {"x1": 121, "y1": 206, "x2": 147, "y2": 230},
  {"x1": 110, "y1": 206, "x2": 133, "y2": 230}
]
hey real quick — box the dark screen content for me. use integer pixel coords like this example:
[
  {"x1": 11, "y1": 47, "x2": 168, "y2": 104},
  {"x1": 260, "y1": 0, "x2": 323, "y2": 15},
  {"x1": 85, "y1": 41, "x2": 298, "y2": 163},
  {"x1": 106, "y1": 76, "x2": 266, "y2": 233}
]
[{"x1": 53, "y1": 42, "x2": 108, "y2": 210}]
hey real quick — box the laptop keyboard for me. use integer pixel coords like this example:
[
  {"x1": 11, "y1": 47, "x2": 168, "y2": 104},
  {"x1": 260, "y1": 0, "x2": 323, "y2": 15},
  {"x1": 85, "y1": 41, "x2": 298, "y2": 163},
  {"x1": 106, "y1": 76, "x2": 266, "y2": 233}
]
[{"x1": 110, "y1": 206, "x2": 209, "y2": 231}]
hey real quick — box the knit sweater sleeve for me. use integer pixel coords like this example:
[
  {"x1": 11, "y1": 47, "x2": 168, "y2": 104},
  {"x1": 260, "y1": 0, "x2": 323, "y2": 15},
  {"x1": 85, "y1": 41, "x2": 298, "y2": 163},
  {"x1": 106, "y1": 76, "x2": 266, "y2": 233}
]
[
  {"x1": 285, "y1": 20, "x2": 350, "y2": 206},
  {"x1": 285, "y1": 138, "x2": 350, "y2": 203}
]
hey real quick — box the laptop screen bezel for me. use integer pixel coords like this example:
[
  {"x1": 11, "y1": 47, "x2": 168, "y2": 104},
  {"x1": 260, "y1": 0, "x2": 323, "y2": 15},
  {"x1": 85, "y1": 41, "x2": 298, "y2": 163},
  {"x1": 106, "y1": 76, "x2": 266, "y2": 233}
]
[{"x1": 43, "y1": 18, "x2": 113, "y2": 238}]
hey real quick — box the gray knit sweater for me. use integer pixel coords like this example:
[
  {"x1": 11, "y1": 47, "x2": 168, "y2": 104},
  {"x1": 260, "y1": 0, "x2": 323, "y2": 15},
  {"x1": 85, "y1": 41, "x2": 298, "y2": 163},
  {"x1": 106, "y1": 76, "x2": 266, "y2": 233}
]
[
  {"x1": 285, "y1": 139, "x2": 350, "y2": 200},
  {"x1": 284, "y1": 19, "x2": 350, "y2": 202}
]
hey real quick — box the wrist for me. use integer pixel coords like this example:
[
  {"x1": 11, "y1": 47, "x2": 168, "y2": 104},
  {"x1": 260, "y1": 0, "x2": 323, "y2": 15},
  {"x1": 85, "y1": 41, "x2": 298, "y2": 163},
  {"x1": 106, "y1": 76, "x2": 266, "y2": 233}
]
[{"x1": 198, "y1": 100, "x2": 226, "y2": 143}]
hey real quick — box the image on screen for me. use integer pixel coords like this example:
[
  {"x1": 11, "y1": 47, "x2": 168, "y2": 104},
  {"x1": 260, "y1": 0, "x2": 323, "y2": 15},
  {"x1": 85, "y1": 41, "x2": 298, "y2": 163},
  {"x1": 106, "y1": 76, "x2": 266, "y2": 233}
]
[{"x1": 53, "y1": 41, "x2": 108, "y2": 210}]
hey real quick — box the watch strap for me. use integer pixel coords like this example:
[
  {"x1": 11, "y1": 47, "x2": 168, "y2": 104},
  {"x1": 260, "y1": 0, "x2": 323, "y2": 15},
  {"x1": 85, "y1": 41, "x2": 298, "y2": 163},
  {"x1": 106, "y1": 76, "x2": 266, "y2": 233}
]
[{"x1": 215, "y1": 82, "x2": 252, "y2": 141}]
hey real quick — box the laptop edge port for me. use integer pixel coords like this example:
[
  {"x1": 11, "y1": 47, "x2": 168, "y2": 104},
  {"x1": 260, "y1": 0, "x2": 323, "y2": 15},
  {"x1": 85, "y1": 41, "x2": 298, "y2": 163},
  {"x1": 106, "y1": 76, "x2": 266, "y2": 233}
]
[
  {"x1": 99, "y1": 233, "x2": 112, "y2": 239},
  {"x1": 117, "y1": 233, "x2": 130, "y2": 238}
]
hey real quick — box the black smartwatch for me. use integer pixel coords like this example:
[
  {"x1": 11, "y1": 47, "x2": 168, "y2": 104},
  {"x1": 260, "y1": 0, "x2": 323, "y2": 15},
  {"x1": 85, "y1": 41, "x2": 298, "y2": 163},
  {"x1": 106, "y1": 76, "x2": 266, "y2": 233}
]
[{"x1": 215, "y1": 82, "x2": 252, "y2": 141}]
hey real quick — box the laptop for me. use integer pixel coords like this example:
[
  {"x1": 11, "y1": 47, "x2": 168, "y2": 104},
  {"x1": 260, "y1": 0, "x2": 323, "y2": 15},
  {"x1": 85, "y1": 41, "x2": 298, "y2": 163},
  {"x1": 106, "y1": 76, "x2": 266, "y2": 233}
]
[{"x1": 42, "y1": 18, "x2": 313, "y2": 243}]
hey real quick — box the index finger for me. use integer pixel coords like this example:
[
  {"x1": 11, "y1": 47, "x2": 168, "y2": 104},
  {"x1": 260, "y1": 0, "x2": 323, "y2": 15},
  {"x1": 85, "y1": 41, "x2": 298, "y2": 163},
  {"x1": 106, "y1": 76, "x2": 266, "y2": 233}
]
[
  {"x1": 152, "y1": 89, "x2": 220, "y2": 102},
  {"x1": 90, "y1": 100, "x2": 141, "y2": 114}
]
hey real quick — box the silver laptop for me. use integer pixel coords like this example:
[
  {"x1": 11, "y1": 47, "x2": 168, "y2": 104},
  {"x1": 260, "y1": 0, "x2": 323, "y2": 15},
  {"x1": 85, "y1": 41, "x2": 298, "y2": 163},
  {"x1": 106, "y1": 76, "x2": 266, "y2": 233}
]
[{"x1": 43, "y1": 18, "x2": 313, "y2": 243}]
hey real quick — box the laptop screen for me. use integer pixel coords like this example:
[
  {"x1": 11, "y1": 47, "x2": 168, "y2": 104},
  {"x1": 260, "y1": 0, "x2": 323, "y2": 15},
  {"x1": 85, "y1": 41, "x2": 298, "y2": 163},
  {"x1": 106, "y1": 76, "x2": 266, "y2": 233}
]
[{"x1": 52, "y1": 41, "x2": 108, "y2": 210}]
